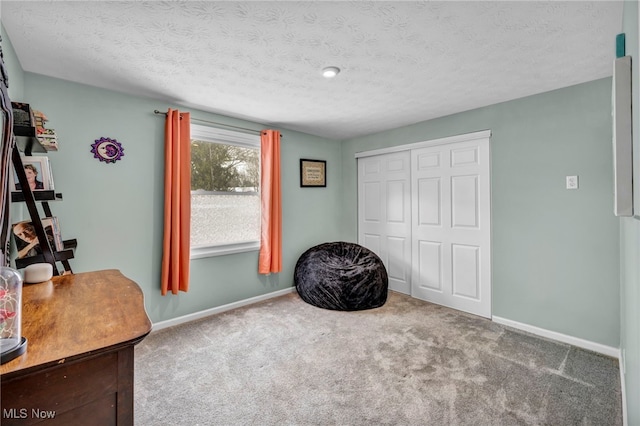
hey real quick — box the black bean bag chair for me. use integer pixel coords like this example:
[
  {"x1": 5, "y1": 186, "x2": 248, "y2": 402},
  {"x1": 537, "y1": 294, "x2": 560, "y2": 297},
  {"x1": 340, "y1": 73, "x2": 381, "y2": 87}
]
[{"x1": 294, "y1": 241, "x2": 388, "y2": 311}]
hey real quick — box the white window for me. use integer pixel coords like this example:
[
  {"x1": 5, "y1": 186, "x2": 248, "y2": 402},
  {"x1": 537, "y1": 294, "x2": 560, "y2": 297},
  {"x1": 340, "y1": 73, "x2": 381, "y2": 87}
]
[{"x1": 190, "y1": 123, "x2": 260, "y2": 259}]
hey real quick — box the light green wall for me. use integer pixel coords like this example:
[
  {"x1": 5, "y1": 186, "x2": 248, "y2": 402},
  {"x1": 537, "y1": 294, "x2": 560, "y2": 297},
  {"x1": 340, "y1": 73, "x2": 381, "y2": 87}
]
[
  {"x1": 16, "y1": 73, "x2": 342, "y2": 323},
  {"x1": 1, "y1": 24, "x2": 24, "y2": 101},
  {"x1": 342, "y1": 79, "x2": 620, "y2": 348},
  {"x1": 621, "y1": 1, "x2": 639, "y2": 423}
]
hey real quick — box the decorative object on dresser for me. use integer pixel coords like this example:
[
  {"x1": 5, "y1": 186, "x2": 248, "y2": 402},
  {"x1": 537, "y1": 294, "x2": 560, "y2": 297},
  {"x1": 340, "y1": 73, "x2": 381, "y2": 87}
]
[
  {"x1": 23, "y1": 263, "x2": 53, "y2": 284},
  {"x1": 0, "y1": 266, "x2": 27, "y2": 365}
]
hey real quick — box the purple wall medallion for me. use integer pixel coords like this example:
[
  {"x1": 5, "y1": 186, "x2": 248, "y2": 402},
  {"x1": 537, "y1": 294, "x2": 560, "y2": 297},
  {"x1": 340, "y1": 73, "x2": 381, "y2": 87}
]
[{"x1": 91, "y1": 137, "x2": 124, "y2": 164}]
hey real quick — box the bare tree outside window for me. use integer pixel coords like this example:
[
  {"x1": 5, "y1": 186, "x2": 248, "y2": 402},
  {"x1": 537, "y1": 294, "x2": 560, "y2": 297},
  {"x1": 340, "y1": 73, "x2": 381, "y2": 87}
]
[
  {"x1": 190, "y1": 134, "x2": 260, "y2": 250},
  {"x1": 191, "y1": 141, "x2": 259, "y2": 192}
]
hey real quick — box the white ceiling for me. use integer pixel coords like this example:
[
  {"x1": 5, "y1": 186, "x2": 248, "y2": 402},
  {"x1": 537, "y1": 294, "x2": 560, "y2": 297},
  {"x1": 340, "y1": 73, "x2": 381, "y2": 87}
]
[{"x1": 1, "y1": 1, "x2": 624, "y2": 140}]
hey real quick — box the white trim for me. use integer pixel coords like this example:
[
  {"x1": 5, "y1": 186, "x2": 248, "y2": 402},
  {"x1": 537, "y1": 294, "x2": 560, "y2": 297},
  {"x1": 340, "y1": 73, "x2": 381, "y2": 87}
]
[
  {"x1": 621, "y1": 349, "x2": 628, "y2": 426},
  {"x1": 190, "y1": 241, "x2": 260, "y2": 259},
  {"x1": 354, "y1": 129, "x2": 491, "y2": 159},
  {"x1": 492, "y1": 316, "x2": 620, "y2": 358},
  {"x1": 151, "y1": 287, "x2": 296, "y2": 332},
  {"x1": 191, "y1": 123, "x2": 260, "y2": 148}
]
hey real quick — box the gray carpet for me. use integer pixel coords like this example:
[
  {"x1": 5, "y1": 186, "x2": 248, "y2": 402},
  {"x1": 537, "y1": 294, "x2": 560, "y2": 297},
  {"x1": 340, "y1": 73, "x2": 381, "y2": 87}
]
[{"x1": 134, "y1": 291, "x2": 622, "y2": 425}]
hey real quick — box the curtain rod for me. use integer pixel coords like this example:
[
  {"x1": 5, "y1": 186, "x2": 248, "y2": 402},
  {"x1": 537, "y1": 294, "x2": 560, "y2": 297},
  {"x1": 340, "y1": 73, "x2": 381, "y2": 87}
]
[{"x1": 154, "y1": 109, "x2": 264, "y2": 136}]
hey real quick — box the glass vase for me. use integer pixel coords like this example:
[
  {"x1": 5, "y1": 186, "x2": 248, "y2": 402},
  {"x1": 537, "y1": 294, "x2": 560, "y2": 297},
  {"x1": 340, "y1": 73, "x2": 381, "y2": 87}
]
[{"x1": 0, "y1": 266, "x2": 27, "y2": 364}]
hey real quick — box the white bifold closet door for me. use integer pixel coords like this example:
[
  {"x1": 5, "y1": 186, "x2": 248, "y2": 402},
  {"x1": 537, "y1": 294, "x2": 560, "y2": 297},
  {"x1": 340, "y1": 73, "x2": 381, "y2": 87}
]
[
  {"x1": 358, "y1": 133, "x2": 491, "y2": 318},
  {"x1": 358, "y1": 151, "x2": 412, "y2": 295}
]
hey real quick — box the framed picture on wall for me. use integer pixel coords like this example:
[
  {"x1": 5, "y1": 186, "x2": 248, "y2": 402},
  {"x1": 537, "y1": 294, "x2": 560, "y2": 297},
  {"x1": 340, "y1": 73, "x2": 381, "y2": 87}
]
[{"x1": 300, "y1": 159, "x2": 326, "y2": 187}]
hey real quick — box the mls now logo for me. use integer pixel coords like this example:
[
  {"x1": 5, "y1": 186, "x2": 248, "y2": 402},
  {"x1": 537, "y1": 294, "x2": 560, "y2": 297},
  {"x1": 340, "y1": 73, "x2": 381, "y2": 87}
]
[{"x1": 3, "y1": 408, "x2": 56, "y2": 419}]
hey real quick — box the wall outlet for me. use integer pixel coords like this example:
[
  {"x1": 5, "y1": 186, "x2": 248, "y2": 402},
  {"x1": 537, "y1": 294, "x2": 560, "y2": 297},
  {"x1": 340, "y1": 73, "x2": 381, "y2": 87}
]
[{"x1": 566, "y1": 175, "x2": 579, "y2": 189}]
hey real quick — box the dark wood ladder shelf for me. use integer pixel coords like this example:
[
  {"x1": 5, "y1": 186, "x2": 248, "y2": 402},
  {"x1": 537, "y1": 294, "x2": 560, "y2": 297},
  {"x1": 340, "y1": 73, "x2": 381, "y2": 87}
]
[
  {"x1": 11, "y1": 131, "x2": 76, "y2": 275},
  {"x1": 11, "y1": 190, "x2": 62, "y2": 202}
]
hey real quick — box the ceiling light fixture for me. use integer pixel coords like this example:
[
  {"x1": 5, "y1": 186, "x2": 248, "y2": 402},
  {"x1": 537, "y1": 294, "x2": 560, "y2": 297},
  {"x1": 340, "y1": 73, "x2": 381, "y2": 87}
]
[{"x1": 322, "y1": 66, "x2": 340, "y2": 78}]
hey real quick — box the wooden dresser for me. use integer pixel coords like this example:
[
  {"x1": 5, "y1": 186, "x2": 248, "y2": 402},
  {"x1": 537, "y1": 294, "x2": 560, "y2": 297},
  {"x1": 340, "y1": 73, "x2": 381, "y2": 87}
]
[{"x1": 1, "y1": 269, "x2": 152, "y2": 425}]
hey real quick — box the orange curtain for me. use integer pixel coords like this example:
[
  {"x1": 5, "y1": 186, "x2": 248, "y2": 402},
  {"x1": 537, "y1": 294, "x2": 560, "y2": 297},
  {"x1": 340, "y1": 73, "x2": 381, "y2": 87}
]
[
  {"x1": 161, "y1": 109, "x2": 191, "y2": 295},
  {"x1": 258, "y1": 130, "x2": 282, "y2": 274}
]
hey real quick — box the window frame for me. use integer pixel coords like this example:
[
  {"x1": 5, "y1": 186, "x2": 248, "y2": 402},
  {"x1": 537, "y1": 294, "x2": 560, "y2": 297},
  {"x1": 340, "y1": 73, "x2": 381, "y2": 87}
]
[{"x1": 189, "y1": 123, "x2": 261, "y2": 259}]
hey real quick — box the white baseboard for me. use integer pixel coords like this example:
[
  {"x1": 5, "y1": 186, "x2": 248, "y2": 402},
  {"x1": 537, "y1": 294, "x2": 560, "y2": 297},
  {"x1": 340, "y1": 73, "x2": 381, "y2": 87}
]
[
  {"x1": 492, "y1": 316, "x2": 620, "y2": 358},
  {"x1": 620, "y1": 349, "x2": 628, "y2": 426},
  {"x1": 151, "y1": 287, "x2": 297, "y2": 332}
]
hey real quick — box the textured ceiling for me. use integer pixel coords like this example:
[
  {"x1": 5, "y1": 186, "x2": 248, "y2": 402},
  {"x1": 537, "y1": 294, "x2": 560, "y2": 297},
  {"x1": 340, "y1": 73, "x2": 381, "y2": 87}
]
[{"x1": 1, "y1": 1, "x2": 624, "y2": 140}]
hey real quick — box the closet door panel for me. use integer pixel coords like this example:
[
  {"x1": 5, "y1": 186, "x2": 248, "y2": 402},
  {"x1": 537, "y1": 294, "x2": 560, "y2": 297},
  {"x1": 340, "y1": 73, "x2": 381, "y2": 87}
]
[
  {"x1": 363, "y1": 182, "x2": 381, "y2": 222},
  {"x1": 387, "y1": 236, "x2": 408, "y2": 284},
  {"x1": 451, "y1": 175, "x2": 479, "y2": 229},
  {"x1": 417, "y1": 177, "x2": 441, "y2": 226},
  {"x1": 358, "y1": 152, "x2": 411, "y2": 294},
  {"x1": 451, "y1": 243, "x2": 480, "y2": 299},
  {"x1": 416, "y1": 240, "x2": 442, "y2": 291},
  {"x1": 411, "y1": 138, "x2": 491, "y2": 318}
]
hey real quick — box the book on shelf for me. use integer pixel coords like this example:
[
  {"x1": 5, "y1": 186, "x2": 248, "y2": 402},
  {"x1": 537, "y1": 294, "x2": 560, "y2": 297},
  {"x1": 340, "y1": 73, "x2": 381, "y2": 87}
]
[
  {"x1": 50, "y1": 217, "x2": 63, "y2": 253},
  {"x1": 33, "y1": 109, "x2": 59, "y2": 151},
  {"x1": 11, "y1": 155, "x2": 54, "y2": 191},
  {"x1": 12, "y1": 217, "x2": 63, "y2": 260},
  {"x1": 33, "y1": 109, "x2": 48, "y2": 130},
  {"x1": 37, "y1": 128, "x2": 59, "y2": 151}
]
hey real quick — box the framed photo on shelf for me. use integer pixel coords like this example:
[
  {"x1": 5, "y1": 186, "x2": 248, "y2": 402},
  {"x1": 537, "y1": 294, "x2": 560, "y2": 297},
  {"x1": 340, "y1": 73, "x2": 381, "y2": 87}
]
[
  {"x1": 11, "y1": 217, "x2": 62, "y2": 260},
  {"x1": 300, "y1": 159, "x2": 326, "y2": 187},
  {"x1": 12, "y1": 156, "x2": 53, "y2": 191}
]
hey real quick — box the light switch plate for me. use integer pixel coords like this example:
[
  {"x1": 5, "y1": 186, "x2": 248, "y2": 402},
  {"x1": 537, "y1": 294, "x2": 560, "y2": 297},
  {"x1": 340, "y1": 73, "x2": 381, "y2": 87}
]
[{"x1": 566, "y1": 176, "x2": 579, "y2": 189}]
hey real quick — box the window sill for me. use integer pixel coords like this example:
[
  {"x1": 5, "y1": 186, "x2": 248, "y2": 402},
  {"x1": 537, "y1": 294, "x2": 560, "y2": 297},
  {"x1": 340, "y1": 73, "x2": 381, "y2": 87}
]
[{"x1": 190, "y1": 241, "x2": 260, "y2": 259}]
